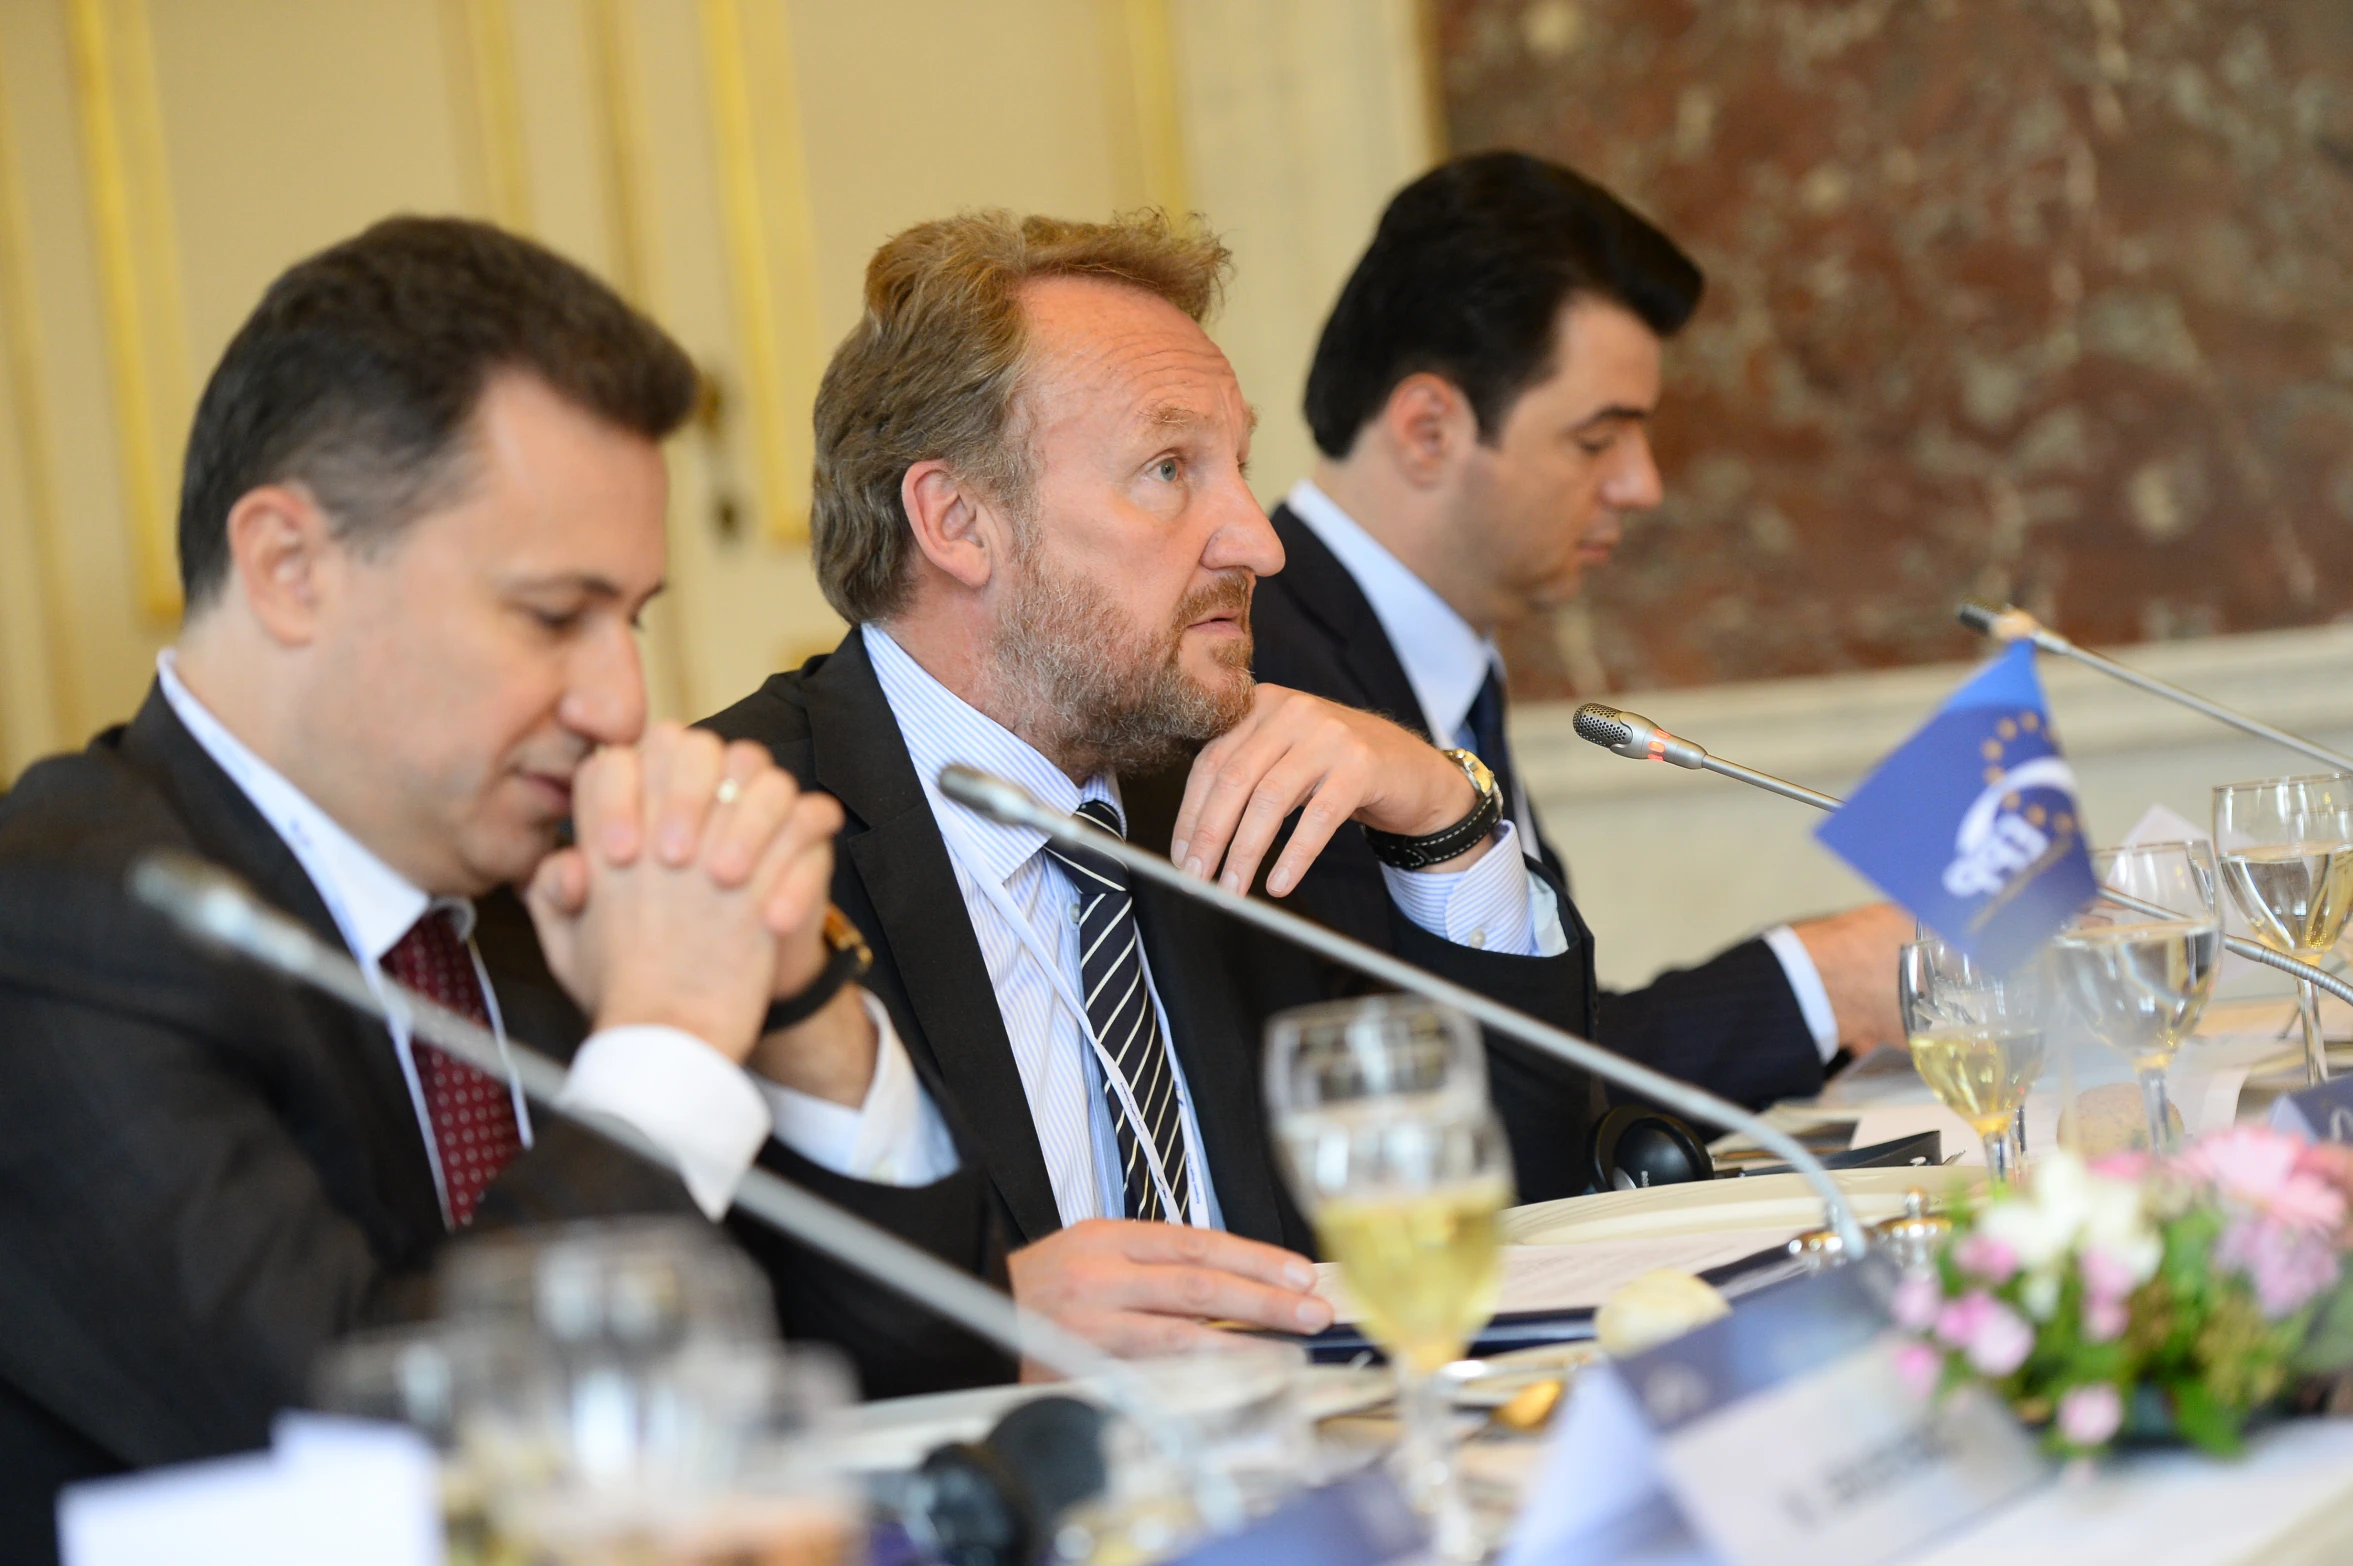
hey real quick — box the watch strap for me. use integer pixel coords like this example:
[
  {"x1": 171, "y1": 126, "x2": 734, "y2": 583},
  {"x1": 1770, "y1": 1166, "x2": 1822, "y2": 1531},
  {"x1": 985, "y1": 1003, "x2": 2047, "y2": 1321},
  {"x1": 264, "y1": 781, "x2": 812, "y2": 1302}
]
[
  {"x1": 760, "y1": 907, "x2": 875, "y2": 1035},
  {"x1": 1363, "y1": 750, "x2": 1505, "y2": 871}
]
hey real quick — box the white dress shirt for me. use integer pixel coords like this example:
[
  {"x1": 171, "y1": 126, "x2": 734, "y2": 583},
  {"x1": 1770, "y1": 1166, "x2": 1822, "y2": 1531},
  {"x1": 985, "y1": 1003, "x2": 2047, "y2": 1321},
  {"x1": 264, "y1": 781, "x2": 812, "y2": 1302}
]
[
  {"x1": 854, "y1": 621, "x2": 1566, "y2": 1227},
  {"x1": 1282, "y1": 480, "x2": 1843, "y2": 1062},
  {"x1": 154, "y1": 652, "x2": 946, "y2": 1221}
]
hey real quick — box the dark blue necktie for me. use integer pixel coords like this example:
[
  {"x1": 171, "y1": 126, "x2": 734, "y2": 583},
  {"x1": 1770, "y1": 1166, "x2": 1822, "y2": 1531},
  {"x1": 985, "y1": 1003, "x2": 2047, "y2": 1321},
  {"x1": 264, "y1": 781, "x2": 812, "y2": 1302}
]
[
  {"x1": 1465, "y1": 664, "x2": 1521, "y2": 835},
  {"x1": 1042, "y1": 800, "x2": 1194, "y2": 1223}
]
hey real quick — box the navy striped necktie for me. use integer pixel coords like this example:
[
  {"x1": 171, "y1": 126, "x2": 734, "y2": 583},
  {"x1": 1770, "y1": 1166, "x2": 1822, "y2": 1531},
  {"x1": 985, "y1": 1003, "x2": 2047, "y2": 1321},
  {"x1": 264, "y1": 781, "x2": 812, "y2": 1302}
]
[{"x1": 1041, "y1": 800, "x2": 1194, "y2": 1223}]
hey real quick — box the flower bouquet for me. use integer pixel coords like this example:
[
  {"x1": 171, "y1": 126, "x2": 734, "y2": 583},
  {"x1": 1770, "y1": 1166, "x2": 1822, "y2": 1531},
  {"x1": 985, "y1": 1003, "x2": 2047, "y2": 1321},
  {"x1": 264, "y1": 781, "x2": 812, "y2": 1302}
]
[{"x1": 1891, "y1": 1125, "x2": 2353, "y2": 1461}]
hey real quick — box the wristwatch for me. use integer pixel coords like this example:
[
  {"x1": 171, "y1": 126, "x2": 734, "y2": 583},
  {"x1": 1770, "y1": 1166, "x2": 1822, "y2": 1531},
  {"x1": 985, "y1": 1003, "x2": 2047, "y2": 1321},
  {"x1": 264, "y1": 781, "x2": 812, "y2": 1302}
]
[
  {"x1": 760, "y1": 906, "x2": 874, "y2": 1034},
  {"x1": 1362, "y1": 748, "x2": 1504, "y2": 871}
]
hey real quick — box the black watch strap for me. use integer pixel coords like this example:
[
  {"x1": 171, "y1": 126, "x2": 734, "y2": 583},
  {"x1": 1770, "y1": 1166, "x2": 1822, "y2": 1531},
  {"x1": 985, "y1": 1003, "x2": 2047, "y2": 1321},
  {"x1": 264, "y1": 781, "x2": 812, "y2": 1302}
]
[
  {"x1": 1362, "y1": 749, "x2": 1505, "y2": 871},
  {"x1": 760, "y1": 908, "x2": 875, "y2": 1034}
]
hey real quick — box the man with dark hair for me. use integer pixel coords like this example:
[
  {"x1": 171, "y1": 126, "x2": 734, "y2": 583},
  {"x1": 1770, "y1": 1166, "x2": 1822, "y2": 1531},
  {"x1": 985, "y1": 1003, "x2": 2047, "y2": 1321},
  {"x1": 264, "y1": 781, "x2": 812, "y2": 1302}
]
[
  {"x1": 1257, "y1": 151, "x2": 1907, "y2": 1110},
  {"x1": 0, "y1": 217, "x2": 1001, "y2": 1562},
  {"x1": 703, "y1": 208, "x2": 1602, "y2": 1355}
]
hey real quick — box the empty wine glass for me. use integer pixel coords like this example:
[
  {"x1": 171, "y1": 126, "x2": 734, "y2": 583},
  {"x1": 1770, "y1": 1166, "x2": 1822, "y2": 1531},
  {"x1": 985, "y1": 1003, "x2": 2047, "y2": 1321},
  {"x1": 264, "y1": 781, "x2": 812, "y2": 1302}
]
[
  {"x1": 2051, "y1": 842, "x2": 2222, "y2": 1153},
  {"x1": 1264, "y1": 996, "x2": 1511, "y2": 1562},
  {"x1": 1898, "y1": 937, "x2": 2049, "y2": 1183},
  {"x1": 2213, "y1": 775, "x2": 2353, "y2": 1086}
]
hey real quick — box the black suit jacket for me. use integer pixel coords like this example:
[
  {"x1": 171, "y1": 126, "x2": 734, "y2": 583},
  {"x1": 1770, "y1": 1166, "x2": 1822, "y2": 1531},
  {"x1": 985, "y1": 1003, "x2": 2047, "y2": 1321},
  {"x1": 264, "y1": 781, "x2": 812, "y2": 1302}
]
[
  {"x1": 0, "y1": 690, "x2": 1007, "y2": 1563},
  {"x1": 1250, "y1": 503, "x2": 1826, "y2": 1111},
  {"x1": 699, "y1": 631, "x2": 1602, "y2": 1254}
]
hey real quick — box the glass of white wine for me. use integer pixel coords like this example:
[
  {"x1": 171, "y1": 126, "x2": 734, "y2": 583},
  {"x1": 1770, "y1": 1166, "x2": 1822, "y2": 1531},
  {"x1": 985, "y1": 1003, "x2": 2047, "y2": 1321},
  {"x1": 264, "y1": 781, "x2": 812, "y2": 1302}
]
[
  {"x1": 1898, "y1": 936, "x2": 2049, "y2": 1183},
  {"x1": 2051, "y1": 842, "x2": 2222, "y2": 1153},
  {"x1": 1264, "y1": 996, "x2": 1511, "y2": 1562},
  {"x1": 2213, "y1": 774, "x2": 2353, "y2": 1087}
]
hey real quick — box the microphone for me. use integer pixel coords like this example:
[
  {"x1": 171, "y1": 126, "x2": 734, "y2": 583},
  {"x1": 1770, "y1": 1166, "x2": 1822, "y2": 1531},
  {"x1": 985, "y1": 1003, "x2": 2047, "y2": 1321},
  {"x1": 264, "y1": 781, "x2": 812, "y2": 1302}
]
[
  {"x1": 1569, "y1": 718, "x2": 2353, "y2": 1013},
  {"x1": 935, "y1": 765, "x2": 1873, "y2": 1259},
  {"x1": 127, "y1": 850, "x2": 1243, "y2": 1529},
  {"x1": 1574, "y1": 703, "x2": 1842, "y2": 811},
  {"x1": 1956, "y1": 600, "x2": 2353, "y2": 774}
]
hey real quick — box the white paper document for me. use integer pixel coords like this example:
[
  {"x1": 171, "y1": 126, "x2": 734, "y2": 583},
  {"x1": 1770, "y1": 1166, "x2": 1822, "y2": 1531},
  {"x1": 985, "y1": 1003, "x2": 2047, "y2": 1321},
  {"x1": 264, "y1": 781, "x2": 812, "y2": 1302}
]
[{"x1": 1314, "y1": 1231, "x2": 1793, "y2": 1324}]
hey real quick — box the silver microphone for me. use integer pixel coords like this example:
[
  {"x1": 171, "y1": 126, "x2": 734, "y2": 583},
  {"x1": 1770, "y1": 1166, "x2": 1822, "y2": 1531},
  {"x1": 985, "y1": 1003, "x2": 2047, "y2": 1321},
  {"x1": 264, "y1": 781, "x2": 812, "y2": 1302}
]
[
  {"x1": 936, "y1": 764, "x2": 1873, "y2": 1258},
  {"x1": 1571, "y1": 724, "x2": 2353, "y2": 1012},
  {"x1": 127, "y1": 850, "x2": 1239, "y2": 1523},
  {"x1": 1956, "y1": 600, "x2": 2353, "y2": 774},
  {"x1": 1573, "y1": 703, "x2": 1842, "y2": 811}
]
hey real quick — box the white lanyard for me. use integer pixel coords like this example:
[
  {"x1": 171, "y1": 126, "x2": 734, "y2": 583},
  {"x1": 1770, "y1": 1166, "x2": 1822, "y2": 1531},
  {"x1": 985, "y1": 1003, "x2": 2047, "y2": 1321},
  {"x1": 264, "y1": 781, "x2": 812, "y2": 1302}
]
[{"x1": 936, "y1": 805, "x2": 1196, "y2": 1224}]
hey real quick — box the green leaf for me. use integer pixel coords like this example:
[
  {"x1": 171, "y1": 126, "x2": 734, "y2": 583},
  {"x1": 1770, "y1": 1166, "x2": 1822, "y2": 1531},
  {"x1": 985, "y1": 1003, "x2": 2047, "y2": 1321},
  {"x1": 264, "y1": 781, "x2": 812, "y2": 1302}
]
[
  {"x1": 2170, "y1": 1379, "x2": 2244, "y2": 1458},
  {"x1": 2295, "y1": 1281, "x2": 2353, "y2": 1375}
]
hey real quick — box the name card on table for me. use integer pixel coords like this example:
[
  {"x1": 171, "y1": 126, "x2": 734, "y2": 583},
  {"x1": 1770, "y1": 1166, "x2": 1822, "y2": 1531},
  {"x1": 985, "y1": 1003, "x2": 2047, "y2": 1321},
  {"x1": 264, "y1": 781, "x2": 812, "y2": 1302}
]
[
  {"x1": 1170, "y1": 1470, "x2": 1426, "y2": 1566},
  {"x1": 2271, "y1": 1075, "x2": 2353, "y2": 1144},
  {"x1": 1502, "y1": 1264, "x2": 2046, "y2": 1566}
]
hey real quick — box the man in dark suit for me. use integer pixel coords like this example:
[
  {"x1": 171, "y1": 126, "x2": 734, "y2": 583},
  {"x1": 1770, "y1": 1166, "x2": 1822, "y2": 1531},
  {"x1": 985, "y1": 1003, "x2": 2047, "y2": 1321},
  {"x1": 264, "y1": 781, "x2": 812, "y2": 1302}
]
[
  {"x1": 1253, "y1": 153, "x2": 1908, "y2": 1112},
  {"x1": 0, "y1": 219, "x2": 1001, "y2": 1561},
  {"x1": 704, "y1": 210, "x2": 1602, "y2": 1355}
]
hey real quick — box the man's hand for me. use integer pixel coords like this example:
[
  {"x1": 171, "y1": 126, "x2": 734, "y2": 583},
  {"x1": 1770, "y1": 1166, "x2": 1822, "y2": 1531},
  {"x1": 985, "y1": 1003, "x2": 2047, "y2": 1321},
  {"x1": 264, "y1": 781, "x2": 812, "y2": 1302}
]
[
  {"x1": 524, "y1": 723, "x2": 844, "y2": 1064},
  {"x1": 1791, "y1": 902, "x2": 1914, "y2": 1052},
  {"x1": 1168, "y1": 685, "x2": 1484, "y2": 899},
  {"x1": 1008, "y1": 1219, "x2": 1334, "y2": 1359}
]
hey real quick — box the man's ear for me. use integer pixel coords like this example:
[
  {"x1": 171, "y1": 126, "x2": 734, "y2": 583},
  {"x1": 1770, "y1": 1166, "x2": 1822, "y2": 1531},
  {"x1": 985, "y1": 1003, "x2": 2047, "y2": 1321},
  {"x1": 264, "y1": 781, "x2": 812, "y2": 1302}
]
[
  {"x1": 1379, "y1": 372, "x2": 1477, "y2": 488},
  {"x1": 901, "y1": 459, "x2": 1009, "y2": 591},
  {"x1": 221, "y1": 483, "x2": 339, "y2": 647}
]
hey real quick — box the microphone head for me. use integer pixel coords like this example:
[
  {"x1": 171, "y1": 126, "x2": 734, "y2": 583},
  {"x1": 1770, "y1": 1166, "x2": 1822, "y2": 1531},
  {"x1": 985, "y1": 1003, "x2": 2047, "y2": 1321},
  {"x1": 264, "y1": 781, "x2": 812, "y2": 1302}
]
[
  {"x1": 938, "y1": 764, "x2": 1044, "y2": 829},
  {"x1": 1572, "y1": 703, "x2": 1639, "y2": 754},
  {"x1": 1955, "y1": 599, "x2": 2043, "y2": 644},
  {"x1": 1954, "y1": 599, "x2": 2006, "y2": 634}
]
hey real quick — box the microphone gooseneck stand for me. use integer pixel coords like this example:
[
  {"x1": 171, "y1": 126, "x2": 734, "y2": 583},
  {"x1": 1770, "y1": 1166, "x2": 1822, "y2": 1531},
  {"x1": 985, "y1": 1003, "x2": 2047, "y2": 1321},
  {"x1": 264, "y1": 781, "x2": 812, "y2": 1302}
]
[
  {"x1": 1566, "y1": 710, "x2": 2353, "y2": 1013},
  {"x1": 1955, "y1": 599, "x2": 2353, "y2": 775},
  {"x1": 125, "y1": 852, "x2": 1246, "y2": 1533},
  {"x1": 935, "y1": 765, "x2": 1874, "y2": 1260}
]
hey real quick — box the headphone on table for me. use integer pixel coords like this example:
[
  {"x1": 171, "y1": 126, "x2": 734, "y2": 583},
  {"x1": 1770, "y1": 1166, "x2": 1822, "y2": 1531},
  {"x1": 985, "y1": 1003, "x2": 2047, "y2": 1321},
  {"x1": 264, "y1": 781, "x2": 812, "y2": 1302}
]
[{"x1": 1587, "y1": 1104, "x2": 1716, "y2": 1192}]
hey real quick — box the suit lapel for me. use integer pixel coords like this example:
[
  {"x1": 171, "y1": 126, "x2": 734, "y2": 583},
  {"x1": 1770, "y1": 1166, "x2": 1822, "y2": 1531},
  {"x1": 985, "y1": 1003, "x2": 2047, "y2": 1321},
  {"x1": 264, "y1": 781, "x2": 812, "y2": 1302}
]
[
  {"x1": 1268, "y1": 505, "x2": 1430, "y2": 740},
  {"x1": 803, "y1": 637, "x2": 1065, "y2": 1246},
  {"x1": 117, "y1": 687, "x2": 446, "y2": 1241}
]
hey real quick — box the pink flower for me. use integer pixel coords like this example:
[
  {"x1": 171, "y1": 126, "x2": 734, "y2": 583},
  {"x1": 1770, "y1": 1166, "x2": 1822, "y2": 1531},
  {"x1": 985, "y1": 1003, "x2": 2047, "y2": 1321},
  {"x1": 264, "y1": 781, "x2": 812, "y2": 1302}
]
[
  {"x1": 1893, "y1": 1339, "x2": 1942, "y2": 1399},
  {"x1": 2079, "y1": 1246, "x2": 2139, "y2": 1301},
  {"x1": 2090, "y1": 1151, "x2": 2152, "y2": 1182},
  {"x1": 1965, "y1": 1300, "x2": 2035, "y2": 1377},
  {"x1": 2180, "y1": 1127, "x2": 2348, "y2": 1233},
  {"x1": 2215, "y1": 1216, "x2": 2345, "y2": 1318},
  {"x1": 2082, "y1": 1291, "x2": 2129, "y2": 1343},
  {"x1": 1937, "y1": 1291, "x2": 2035, "y2": 1376},
  {"x1": 2057, "y1": 1383, "x2": 2123, "y2": 1448},
  {"x1": 1891, "y1": 1273, "x2": 1944, "y2": 1332},
  {"x1": 1954, "y1": 1231, "x2": 2019, "y2": 1285}
]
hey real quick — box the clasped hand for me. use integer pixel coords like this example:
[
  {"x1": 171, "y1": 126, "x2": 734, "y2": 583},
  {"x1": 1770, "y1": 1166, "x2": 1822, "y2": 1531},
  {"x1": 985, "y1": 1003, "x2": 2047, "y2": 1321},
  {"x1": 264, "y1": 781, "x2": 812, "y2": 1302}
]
[{"x1": 525, "y1": 723, "x2": 852, "y2": 1075}]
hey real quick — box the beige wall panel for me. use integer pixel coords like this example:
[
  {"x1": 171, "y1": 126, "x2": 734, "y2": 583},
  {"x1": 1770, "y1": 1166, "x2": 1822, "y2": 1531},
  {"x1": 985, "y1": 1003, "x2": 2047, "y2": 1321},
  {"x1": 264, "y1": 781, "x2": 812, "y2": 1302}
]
[
  {"x1": 506, "y1": 0, "x2": 617, "y2": 268},
  {"x1": 1170, "y1": 0, "x2": 1435, "y2": 505},
  {"x1": 0, "y1": 0, "x2": 160, "y2": 750}
]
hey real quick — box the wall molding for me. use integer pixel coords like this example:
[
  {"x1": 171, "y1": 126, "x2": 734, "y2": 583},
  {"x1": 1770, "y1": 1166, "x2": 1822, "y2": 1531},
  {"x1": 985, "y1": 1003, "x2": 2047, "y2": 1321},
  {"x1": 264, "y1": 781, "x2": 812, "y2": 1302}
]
[
  {"x1": 1106, "y1": 0, "x2": 1191, "y2": 214},
  {"x1": 66, "y1": 0, "x2": 187, "y2": 626},
  {"x1": 443, "y1": 0, "x2": 533, "y2": 233}
]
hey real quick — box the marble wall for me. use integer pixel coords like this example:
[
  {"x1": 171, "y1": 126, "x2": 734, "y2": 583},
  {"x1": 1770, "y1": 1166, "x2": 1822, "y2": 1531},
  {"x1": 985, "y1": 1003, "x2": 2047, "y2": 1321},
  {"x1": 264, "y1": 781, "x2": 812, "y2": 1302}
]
[{"x1": 1436, "y1": 0, "x2": 2353, "y2": 697}]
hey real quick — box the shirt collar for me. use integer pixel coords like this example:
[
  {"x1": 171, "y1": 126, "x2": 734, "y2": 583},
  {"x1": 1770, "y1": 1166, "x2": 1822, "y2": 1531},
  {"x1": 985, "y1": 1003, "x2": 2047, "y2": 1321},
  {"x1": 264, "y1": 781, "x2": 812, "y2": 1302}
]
[
  {"x1": 155, "y1": 650, "x2": 461, "y2": 962},
  {"x1": 861, "y1": 623, "x2": 1121, "y2": 888},
  {"x1": 1283, "y1": 478, "x2": 1500, "y2": 747}
]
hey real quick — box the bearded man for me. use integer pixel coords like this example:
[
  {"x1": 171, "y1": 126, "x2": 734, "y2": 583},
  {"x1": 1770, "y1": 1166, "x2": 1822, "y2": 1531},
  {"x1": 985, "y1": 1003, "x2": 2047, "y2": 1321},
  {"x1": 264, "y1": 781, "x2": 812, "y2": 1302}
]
[{"x1": 702, "y1": 211, "x2": 1602, "y2": 1352}]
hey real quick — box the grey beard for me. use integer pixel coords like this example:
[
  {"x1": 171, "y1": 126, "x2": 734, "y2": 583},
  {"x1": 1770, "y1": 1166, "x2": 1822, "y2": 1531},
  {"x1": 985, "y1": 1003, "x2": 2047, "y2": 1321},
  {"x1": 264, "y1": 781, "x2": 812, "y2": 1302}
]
[{"x1": 987, "y1": 555, "x2": 1253, "y2": 779}]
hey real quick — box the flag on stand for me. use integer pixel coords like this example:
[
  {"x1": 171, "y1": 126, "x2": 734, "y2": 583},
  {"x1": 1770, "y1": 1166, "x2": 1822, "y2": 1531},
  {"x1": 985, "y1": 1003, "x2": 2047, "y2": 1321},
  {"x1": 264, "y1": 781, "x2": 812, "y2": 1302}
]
[{"x1": 1816, "y1": 641, "x2": 2097, "y2": 970}]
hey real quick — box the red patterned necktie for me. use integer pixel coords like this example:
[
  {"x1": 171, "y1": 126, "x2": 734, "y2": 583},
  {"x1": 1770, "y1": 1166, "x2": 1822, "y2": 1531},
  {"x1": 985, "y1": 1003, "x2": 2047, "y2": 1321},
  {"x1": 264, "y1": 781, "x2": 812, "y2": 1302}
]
[{"x1": 381, "y1": 907, "x2": 521, "y2": 1227}]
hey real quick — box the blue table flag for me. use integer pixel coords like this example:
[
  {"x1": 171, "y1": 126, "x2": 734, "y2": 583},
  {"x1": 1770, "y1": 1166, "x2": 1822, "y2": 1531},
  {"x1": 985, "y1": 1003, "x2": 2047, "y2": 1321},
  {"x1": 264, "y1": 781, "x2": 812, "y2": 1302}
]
[{"x1": 1815, "y1": 641, "x2": 2097, "y2": 970}]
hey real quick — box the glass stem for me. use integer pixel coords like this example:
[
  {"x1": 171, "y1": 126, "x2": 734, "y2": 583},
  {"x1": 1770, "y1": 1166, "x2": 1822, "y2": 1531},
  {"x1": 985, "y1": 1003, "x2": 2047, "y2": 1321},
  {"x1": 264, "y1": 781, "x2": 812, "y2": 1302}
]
[
  {"x1": 1396, "y1": 1363, "x2": 1478, "y2": 1561},
  {"x1": 1982, "y1": 1127, "x2": 2015, "y2": 1186},
  {"x1": 2298, "y1": 978, "x2": 2330, "y2": 1088},
  {"x1": 2138, "y1": 1068, "x2": 2177, "y2": 1154}
]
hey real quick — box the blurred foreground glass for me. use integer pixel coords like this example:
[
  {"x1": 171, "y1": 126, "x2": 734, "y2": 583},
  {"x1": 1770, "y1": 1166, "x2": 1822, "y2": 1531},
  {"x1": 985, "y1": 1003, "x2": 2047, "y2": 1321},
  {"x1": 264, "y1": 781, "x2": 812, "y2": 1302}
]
[
  {"x1": 2052, "y1": 842, "x2": 2221, "y2": 1153},
  {"x1": 2213, "y1": 774, "x2": 2353, "y2": 1087},
  {"x1": 1265, "y1": 996, "x2": 1510, "y2": 1562},
  {"x1": 1049, "y1": 1338, "x2": 1313, "y2": 1565},
  {"x1": 442, "y1": 1219, "x2": 858, "y2": 1565},
  {"x1": 1897, "y1": 936, "x2": 2049, "y2": 1183}
]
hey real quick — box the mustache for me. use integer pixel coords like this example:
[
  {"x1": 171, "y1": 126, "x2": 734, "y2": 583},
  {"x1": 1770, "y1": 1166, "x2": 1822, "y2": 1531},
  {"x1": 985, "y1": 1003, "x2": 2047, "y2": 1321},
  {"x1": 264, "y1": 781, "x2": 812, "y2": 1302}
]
[{"x1": 1171, "y1": 571, "x2": 1253, "y2": 631}]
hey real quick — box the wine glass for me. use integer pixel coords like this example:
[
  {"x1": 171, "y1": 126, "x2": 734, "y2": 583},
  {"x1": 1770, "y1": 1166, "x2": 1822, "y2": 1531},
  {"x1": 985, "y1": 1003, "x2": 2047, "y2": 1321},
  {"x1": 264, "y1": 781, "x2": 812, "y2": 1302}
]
[
  {"x1": 2213, "y1": 775, "x2": 2353, "y2": 1087},
  {"x1": 1264, "y1": 996, "x2": 1512, "y2": 1562},
  {"x1": 2051, "y1": 842, "x2": 2222, "y2": 1153},
  {"x1": 1897, "y1": 936, "x2": 2049, "y2": 1183}
]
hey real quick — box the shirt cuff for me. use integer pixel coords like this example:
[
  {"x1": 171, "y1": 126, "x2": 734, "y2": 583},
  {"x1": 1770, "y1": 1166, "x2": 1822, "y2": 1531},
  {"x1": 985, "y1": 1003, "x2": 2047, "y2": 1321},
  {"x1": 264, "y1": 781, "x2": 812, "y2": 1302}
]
[
  {"x1": 1760, "y1": 924, "x2": 1841, "y2": 1063},
  {"x1": 559, "y1": 1026, "x2": 772, "y2": 1219},
  {"x1": 1380, "y1": 821, "x2": 1561, "y2": 957},
  {"x1": 754, "y1": 990, "x2": 960, "y2": 1186}
]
